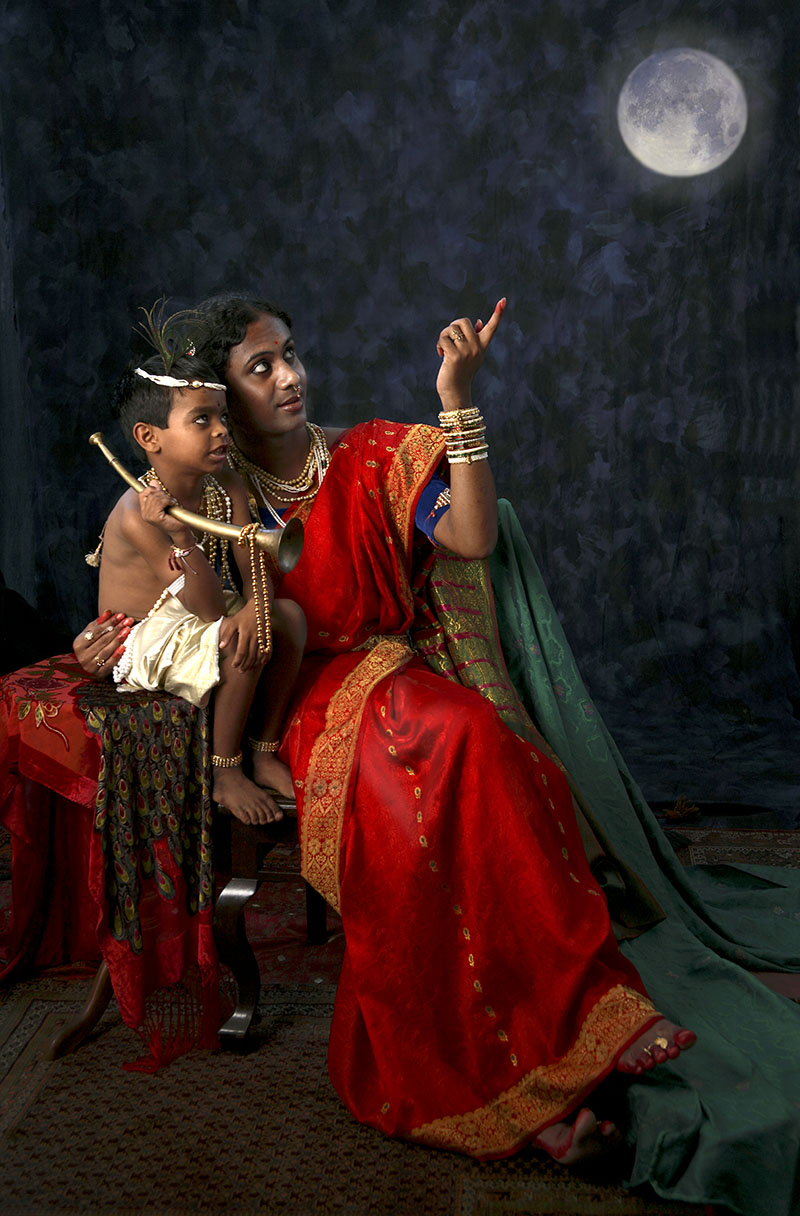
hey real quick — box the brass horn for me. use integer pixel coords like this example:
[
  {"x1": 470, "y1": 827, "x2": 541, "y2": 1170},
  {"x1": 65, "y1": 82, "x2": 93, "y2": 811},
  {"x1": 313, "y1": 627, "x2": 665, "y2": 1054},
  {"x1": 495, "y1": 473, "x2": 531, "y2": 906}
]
[{"x1": 89, "y1": 432, "x2": 304, "y2": 574}]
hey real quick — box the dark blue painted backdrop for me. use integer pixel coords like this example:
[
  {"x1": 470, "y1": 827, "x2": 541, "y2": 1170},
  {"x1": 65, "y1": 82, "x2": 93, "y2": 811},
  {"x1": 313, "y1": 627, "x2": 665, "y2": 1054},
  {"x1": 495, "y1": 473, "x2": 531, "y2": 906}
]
[{"x1": 1, "y1": 0, "x2": 798, "y2": 817}]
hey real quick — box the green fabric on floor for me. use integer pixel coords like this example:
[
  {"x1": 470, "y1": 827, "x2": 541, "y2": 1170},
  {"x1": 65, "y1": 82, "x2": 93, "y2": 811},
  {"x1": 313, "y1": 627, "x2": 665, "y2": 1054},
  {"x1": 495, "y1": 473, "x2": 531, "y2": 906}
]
[{"x1": 490, "y1": 499, "x2": 800, "y2": 1216}]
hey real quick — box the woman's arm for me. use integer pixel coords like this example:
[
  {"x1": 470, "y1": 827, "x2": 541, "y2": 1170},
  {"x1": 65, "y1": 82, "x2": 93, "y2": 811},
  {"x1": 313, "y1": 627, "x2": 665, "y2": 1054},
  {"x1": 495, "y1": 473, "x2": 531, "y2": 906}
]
[{"x1": 430, "y1": 300, "x2": 505, "y2": 558}]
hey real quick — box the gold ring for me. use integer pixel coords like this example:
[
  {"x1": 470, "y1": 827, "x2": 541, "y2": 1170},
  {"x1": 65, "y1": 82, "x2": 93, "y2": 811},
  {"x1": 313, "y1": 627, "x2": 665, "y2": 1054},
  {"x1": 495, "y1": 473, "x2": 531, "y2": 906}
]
[
  {"x1": 450, "y1": 329, "x2": 466, "y2": 342},
  {"x1": 652, "y1": 1037, "x2": 669, "y2": 1051},
  {"x1": 84, "y1": 630, "x2": 95, "y2": 641},
  {"x1": 641, "y1": 1045, "x2": 653, "y2": 1057},
  {"x1": 95, "y1": 657, "x2": 105, "y2": 668}
]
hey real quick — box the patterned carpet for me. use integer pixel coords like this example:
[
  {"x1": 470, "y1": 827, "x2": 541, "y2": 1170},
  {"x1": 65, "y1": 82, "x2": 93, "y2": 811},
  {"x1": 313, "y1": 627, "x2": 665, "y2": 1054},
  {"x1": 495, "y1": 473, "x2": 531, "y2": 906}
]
[
  {"x1": 663, "y1": 826, "x2": 800, "y2": 869},
  {"x1": 0, "y1": 978, "x2": 707, "y2": 1216},
  {"x1": 2, "y1": 826, "x2": 797, "y2": 1215}
]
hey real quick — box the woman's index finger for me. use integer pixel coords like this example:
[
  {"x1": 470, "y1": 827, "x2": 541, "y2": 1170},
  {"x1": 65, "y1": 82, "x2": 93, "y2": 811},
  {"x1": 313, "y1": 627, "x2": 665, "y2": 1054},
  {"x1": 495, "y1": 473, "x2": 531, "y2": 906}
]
[{"x1": 477, "y1": 298, "x2": 507, "y2": 347}]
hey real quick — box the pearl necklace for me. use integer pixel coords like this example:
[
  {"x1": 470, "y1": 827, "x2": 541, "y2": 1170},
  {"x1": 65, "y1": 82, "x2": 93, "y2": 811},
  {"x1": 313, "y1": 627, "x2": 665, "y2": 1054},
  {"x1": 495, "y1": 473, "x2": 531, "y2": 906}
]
[{"x1": 228, "y1": 423, "x2": 331, "y2": 527}]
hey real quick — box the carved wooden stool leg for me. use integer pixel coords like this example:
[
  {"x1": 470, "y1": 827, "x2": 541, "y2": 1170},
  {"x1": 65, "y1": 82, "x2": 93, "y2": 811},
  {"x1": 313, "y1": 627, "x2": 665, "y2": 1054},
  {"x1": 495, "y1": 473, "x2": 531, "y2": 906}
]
[
  {"x1": 214, "y1": 874, "x2": 262, "y2": 1043},
  {"x1": 214, "y1": 808, "x2": 329, "y2": 1048},
  {"x1": 43, "y1": 959, "x2": 114, "y2": 1060}
]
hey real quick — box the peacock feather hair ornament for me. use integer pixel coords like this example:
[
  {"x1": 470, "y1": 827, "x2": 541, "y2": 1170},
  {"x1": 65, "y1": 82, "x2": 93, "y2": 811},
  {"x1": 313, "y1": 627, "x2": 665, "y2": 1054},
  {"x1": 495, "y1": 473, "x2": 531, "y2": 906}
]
[
  {"x1": 133, "y1": 298, "x2": 206, "y2": 371},
  {"x1": 132, "y1": 299, "x2": 225, "y2": 391}
]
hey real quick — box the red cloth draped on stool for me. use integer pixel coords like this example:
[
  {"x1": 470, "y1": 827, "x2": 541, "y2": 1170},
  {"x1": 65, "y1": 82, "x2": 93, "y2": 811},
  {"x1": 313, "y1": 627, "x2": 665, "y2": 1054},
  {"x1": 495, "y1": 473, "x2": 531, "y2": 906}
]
[
  {"x1": 273, "y1": 420, "x2": 660, "y2": 1158},
  {"x1": 0, "y1": 654, "x2": 226, "y2": 1068}
]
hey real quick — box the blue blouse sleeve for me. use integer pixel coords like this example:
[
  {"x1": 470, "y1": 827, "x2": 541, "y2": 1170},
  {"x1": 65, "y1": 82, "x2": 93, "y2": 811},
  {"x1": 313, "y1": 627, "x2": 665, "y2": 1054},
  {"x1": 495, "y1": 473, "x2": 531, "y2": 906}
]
[{"x1": 415, "y1": 472, "x2": 451, "y2": 543}]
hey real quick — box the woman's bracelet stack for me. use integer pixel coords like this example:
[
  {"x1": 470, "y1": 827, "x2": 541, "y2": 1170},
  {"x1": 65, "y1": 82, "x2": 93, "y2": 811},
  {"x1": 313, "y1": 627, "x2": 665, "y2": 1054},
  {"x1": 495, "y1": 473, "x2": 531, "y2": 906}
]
[{"x1": 439, "y1": 407, "x2": 489, "y2": 465}]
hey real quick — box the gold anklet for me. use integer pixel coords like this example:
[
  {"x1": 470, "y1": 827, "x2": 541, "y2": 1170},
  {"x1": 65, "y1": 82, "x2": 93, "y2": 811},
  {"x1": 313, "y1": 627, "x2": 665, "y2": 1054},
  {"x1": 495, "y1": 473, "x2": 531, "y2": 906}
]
[
  {"x1": 211, "y1": 752, "x2": 243, "y2": 768},
  {"x1": 248, "y1": 737, "x2": 280, "y2": 753}
]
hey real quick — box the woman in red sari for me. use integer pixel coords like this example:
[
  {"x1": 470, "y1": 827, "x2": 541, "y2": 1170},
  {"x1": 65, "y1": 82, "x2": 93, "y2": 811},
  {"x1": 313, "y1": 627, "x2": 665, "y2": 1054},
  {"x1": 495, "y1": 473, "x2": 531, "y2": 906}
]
[{"x1": 78, "y1": 295, "x2": 694, "y2": 1162}]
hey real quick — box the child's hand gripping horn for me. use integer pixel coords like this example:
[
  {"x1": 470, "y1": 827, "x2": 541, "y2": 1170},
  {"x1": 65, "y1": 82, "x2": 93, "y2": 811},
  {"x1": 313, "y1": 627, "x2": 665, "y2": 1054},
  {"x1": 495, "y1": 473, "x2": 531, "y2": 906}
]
[{"x1": 88, "y1": 432, "x2": 304, "y2": 573}]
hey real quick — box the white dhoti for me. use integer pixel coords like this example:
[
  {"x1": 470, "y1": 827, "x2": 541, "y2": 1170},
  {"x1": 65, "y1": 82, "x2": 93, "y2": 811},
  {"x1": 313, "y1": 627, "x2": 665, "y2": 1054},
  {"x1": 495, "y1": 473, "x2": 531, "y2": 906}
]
[{"x1": 112, "y1": 582, "x2": 245, "y2": 708}]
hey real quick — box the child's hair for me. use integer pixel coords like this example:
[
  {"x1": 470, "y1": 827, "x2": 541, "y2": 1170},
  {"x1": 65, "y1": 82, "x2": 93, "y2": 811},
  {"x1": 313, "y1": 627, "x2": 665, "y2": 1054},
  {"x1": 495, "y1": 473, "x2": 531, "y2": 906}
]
[{"x1": 112, "y1": 353, "x2": 222, "y2": 457}]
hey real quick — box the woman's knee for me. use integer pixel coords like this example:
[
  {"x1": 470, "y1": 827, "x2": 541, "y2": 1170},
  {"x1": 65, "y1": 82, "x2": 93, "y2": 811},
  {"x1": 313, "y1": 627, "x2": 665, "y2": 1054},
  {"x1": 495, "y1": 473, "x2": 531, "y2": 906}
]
[{"x1": 272, "y1": 597, "x2": 307, "y2": 650}]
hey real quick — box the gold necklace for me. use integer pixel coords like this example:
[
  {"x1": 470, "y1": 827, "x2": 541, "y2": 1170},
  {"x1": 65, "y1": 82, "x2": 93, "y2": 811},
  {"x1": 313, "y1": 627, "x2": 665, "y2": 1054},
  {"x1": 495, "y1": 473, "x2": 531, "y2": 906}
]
[
  {"x1": 229, "y1": 423, "x2": 331, "y2": 506},
  {"x1": 141, "y1": 469, "x2": 236, "y2": 590}
]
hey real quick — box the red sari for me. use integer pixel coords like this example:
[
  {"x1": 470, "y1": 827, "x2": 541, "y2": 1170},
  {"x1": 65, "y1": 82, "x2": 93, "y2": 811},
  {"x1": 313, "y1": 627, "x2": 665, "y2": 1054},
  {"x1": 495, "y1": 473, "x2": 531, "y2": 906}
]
[{"x1": 277, "y1": 419, "x2": 659, "y2": 1158}]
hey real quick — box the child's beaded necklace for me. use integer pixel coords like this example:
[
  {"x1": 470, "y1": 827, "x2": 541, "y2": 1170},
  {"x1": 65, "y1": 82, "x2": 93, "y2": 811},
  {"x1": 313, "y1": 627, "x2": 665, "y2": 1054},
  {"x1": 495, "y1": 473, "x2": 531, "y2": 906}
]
[{"x1": 141, "y1": 468, "x2": 237, "y2": 593}]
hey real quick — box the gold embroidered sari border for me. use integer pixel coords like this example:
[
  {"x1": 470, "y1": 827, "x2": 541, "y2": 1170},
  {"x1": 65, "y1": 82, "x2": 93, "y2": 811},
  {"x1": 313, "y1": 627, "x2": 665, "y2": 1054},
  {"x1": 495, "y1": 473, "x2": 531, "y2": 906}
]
[
  {"x1": 386, "y1": 423, "x2": 446, "y2": 541},
  {"x1": 382, "y1": 424, "x2": 446, "y2": 615},
  {"x1": 423, "y1": 550, "x2": 542, "y2": 741},
  {"x1": 301, "y1": 637, "x2": 415, "y2": 910},
  {"x1": 409, "y1": 984, "x2": 657, "y2": 1157}
]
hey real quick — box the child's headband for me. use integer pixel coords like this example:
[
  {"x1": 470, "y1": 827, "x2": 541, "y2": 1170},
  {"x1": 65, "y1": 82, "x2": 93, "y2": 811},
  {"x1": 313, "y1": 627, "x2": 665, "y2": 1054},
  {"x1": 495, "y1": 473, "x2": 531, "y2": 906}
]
[{"x1": 134, "y1": 367, "x2": 226, "y2": 392}]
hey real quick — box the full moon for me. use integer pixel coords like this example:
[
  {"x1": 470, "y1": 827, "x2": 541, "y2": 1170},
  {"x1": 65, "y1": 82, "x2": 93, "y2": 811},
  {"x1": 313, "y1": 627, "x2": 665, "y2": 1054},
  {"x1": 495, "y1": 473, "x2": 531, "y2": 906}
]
[{"x1": 617, "y1": 48, "x2": 747, "y2": 177}]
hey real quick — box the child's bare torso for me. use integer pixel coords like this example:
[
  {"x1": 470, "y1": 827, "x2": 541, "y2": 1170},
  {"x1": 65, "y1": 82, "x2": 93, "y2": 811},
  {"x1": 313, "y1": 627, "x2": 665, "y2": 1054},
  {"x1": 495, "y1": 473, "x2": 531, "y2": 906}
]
[{"x1": 98, "y1": 489, "x2": 181, "y2": 621}]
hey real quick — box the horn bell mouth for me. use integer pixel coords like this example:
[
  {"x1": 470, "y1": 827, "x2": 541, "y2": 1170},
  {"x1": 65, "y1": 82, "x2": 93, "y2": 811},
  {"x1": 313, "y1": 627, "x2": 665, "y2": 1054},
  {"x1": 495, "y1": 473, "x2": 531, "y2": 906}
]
[{"x1": 275, "y1": 516, "x2": 304, "y2": 573}]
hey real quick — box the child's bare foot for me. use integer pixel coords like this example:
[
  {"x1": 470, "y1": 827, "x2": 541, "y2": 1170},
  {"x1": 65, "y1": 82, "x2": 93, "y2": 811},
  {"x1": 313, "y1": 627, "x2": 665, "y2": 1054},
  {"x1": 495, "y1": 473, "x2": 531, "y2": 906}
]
[
  {"x1": 534, "y1": 1108, "x2": 621, "y2": 1164},
  {"x1": 252, "y1": 753, "x2": 295, "y2": 799},
  {"x1": 616, "y1": 1018, "x2": 697, "y2": 1075},
  {"x1": 213, "y1": 766, "x2": 284, "y2": 824}
]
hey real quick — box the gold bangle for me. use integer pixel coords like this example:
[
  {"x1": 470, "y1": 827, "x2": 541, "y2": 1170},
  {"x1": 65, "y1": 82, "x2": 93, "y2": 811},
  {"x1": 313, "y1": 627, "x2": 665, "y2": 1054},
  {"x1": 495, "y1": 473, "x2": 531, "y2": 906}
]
[
  {"x1": 440, "y1": 430, "x2": 483, "y2": 445},
  {"x1": 445, "y1": 436, "x2": 488, "y2": 451},
  {"x1": 248, "y1": 737, "x2": 280, "y2": 753},
  {"x1": 448, "y1": 450, "x2": 490, "y2": 465},
  {"x1": 446, "y1": 442, "x2": 489, "y2": 456},
  {"x1": 211, "y1": 752, "x2": 243, "y2": 768},
  {"x1": 439, "y1": 407, "x2": 481, "y2": 422},
  {"x1": 435, "y1": 423, "x2": 479, "y2": 437}
]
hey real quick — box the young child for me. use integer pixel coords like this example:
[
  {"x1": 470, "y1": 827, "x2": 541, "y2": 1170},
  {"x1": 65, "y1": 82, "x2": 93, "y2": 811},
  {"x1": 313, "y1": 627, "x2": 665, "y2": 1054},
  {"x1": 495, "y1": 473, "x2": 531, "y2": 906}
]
[{"x1": 94, "y1": 349, "x2": 306, "y2": 827}]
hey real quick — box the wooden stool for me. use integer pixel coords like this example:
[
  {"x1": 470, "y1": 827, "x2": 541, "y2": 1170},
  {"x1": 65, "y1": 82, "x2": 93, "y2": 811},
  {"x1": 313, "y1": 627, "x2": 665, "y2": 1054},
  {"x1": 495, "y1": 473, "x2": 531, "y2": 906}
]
[
  {"x1": 44, "y1": 802, "x2": 328, "y2": 1057},
  {"x1": 214, "y1": 798, "x2": 328, "y2": 1044}
]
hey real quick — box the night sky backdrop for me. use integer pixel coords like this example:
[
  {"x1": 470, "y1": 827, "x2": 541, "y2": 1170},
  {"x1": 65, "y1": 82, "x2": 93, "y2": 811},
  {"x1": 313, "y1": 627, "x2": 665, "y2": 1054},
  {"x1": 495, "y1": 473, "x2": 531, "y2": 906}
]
[{"x1": 1, "y1": 0, "x2": 798, "y2": 819}]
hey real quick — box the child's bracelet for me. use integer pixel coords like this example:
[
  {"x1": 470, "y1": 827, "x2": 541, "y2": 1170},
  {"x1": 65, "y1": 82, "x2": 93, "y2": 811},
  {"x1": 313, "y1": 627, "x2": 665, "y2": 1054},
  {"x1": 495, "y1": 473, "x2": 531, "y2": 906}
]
[{"x1": 168, "y1": 543, "x2": 200, "y2": 572}]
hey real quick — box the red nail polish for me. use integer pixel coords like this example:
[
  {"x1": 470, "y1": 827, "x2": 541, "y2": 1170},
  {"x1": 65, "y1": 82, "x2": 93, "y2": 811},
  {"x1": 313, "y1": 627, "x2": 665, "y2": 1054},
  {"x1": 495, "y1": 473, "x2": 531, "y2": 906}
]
[
  {"x1": 114, "y1": 645, "x2": 125, "y2": 657},
  {"x1": 98, "y1": 610, "x2": 112, "y2": 623}
]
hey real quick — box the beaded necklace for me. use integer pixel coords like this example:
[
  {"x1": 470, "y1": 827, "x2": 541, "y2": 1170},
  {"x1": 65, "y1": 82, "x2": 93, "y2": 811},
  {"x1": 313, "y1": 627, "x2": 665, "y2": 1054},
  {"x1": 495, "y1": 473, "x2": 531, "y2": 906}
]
[
  {"x1": 228, "y1": 422, "x2": 331, "y2": 528},
  {"x1": 142, "y1": 468, "x2": 236, "y2": 591},
  {"x1": 139, "y1": 468, "x2": 273, "y2": 661}
]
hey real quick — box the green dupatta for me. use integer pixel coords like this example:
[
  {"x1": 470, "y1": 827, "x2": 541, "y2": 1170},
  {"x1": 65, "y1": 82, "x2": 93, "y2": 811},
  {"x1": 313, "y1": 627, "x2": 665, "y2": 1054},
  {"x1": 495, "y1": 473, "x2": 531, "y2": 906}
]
[{"x1": 487, "y1": 499, "x2": 800, "y2": 1214}]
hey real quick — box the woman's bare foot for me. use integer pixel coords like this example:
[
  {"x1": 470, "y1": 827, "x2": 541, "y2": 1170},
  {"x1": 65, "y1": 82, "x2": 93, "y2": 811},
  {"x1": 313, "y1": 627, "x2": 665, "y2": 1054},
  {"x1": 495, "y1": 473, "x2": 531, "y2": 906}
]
[
  {"x1": 213, "y1": 766, "x2": 284, "y2": 824},
  {"x1": 616, "y1": 1018, "x2": 697, "y2": 1075},
  {"x1": 534, "y1": 1108, "x2": 620, "y2": 1164},
  {"x1": 251, "y1": 753, "x2": 295, "y2": 798}
]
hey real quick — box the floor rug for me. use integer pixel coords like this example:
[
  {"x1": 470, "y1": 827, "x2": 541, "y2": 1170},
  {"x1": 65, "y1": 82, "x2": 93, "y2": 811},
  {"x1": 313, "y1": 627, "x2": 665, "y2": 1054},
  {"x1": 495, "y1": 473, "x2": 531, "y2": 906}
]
[
  {"x1": 663, "y1": 826, "x2": 800, "y2": 869},
  {"x1": 5, "y1": 826, "x2": 798, "y2": 1214},
  {"x1": 0, "y1": 960, "x2": 706, "y2": 1216}
]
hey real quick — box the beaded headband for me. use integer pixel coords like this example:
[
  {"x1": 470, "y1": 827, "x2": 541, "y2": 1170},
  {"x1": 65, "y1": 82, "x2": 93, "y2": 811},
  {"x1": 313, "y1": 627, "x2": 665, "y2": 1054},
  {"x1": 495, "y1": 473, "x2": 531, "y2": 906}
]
[{"x1": 134, "y1": 367, "x2": 226, "y2": 392}]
